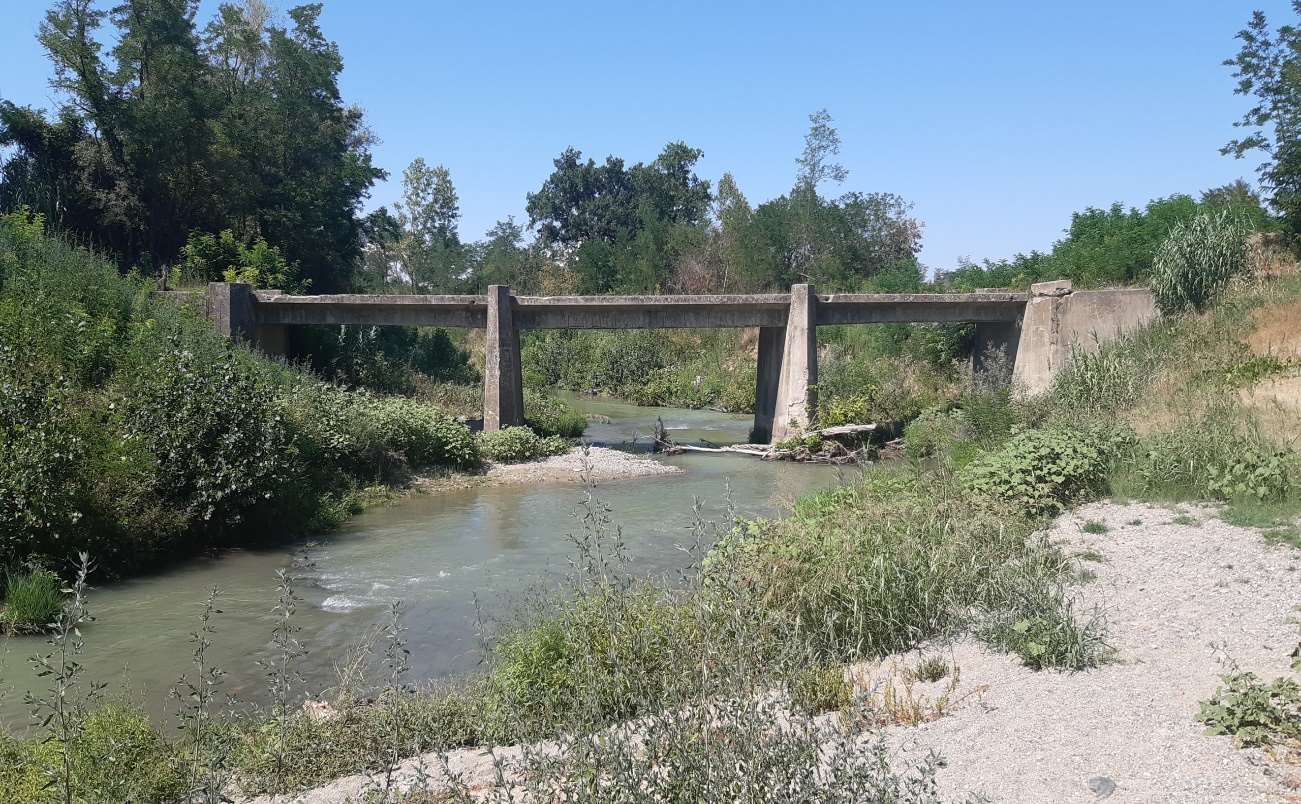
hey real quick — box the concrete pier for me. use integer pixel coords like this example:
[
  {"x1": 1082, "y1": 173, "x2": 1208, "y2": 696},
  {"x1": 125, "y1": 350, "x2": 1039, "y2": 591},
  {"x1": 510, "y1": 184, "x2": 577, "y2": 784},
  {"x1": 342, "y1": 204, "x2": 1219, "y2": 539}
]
[
  {"x1": 751, "y1": 326, "x2": 786, "y2": 443},
  {"x1": 483, "y1": 285, "x2": 525, "y2": 432},
  {"x1": 770, "y1": 284, "x2": 818, "y2": 443}
]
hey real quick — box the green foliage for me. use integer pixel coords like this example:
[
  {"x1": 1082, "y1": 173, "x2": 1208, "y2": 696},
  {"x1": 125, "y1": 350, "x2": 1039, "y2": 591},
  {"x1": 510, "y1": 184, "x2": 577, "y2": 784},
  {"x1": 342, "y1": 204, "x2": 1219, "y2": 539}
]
[
  {"x1": 960, "y1": 426, "x2": 1126, "y2": 515},
  {"x1": 903, "y1": 407, "x2": 967, "y2": 460},
  {"x1": 524, "y1": 392, "x2": 587, "y2": 438},
  {"x1": 1, "y1": 4, "x2": 381, "y2": 291},
  {"x1": 1118, "y1": 416, "x2": 1297, "y2": 503},
  {"x1": 0, "y1": 703, "x2": 186, "y2": 803},
  {"x1": 913, "y1": 656, "x2": 950, "y2": 683},
  {"x1": 1, "y1": 567, "x2": 62, "y2": 633},
  {"x1": 179, "y1": 229, "x2": 299, "y2": 290},
  {"x1": 1081, "y1": 519, "x2": 1108, "y2": 534},
  {"x1": 789, "y1": 664, "x2": 852, "y2": 716},
  {"x1": 979, "y1": 545, "x2": 1111, "y2": 670},
  {"x1": 0, "y1": 208, "x2": 479, "y2": 576},
  {"x1": 1198, "y1": 670, "x2": 1301, "y2": 747},
  {"x1": 477, "y1": 427, "x2": 569, "y2": 464},
  {"x1": 1150, "y1": 211, "x2": 1250, "y2": 314},
  {"x1": 295, "y1": 324, "x2": 478, "y2": 396}
]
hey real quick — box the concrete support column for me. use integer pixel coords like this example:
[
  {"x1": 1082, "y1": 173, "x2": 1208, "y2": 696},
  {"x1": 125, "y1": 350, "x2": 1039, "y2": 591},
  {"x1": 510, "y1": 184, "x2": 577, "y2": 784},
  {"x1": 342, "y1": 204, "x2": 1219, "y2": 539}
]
[
  {"x1": 770, "y1": 284, "x2": 817, "y2": 443},
  {"x1": 1010, "y1": 280, "x2": 1072, "y2": 395},
  {"x1": 206, "y1": 282, "x2": 256, "y2": 341},
  {"x1": 750, "y1": 326, "x2": 786, "y2": 443},
  {"x1": 483, "y1": 285, "x2": 525, "y2": 432}
]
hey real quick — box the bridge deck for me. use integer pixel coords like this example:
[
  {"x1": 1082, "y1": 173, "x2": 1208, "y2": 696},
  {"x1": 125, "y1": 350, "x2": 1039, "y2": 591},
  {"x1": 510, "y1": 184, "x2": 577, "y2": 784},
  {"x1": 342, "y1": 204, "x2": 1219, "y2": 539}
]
[{"x1": 251, "y1": 291, "x2": 1027, "y2": 329}]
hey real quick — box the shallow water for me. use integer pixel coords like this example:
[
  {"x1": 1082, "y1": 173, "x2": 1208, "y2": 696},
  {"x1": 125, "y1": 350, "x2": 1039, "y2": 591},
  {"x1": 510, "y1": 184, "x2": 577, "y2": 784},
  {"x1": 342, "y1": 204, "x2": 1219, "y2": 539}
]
[{"x1": 0, "y1": 396, "x2": 845, "y2": 730}]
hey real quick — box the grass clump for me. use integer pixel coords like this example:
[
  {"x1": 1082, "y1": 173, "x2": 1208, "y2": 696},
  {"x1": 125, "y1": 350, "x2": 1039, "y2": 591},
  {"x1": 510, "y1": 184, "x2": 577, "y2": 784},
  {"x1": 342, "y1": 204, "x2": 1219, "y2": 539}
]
[
  {"x1": 1081, "y1": 519, "x2": 1108, "y2": 534},
  {"x1": 913, "y1": 655, "x2": 951, "y2": 683},
  {"x1": 477, "y1": 426, "x2": 570, "y2": 464},
  {"x1": 789, "y1": 663, "x2": 852, "y2": 716},
  {"x1": 1, "y1": 567, "x2": 62, "y2": 634}
]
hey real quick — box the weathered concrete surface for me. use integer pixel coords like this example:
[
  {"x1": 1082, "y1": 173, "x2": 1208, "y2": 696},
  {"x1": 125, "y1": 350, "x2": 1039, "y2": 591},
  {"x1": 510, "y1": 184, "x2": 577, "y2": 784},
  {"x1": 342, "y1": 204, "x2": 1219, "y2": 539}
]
[
  {"x1": 751, "y1": 326, "x2": 786, "y2": 443},
  {"x1": 1011, "y1": 281, "x2": 1158, "y2": 394},
  {"x1": 771, "y1": 285, "x2": 818, "y2": 443},
  {"x1": 254, "y1": 292, "x2": 488, "y2": 328},
  {"x1": 206, "y1": 282, "x2": 257, "y2": 341},
  {"x1": 483, "y1": 285, "x2": 525, "y2": 431},
  {"x1": 817, "y1": 292, "x2": 1024, "y2": 324}
]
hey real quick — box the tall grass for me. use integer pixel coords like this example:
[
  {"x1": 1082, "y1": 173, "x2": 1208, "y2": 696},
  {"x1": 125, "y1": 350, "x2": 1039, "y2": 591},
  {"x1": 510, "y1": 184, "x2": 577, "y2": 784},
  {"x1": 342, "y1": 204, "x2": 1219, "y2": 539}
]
[{"x1": 1, "y1": 568, "x2": 62, "y2": 634}]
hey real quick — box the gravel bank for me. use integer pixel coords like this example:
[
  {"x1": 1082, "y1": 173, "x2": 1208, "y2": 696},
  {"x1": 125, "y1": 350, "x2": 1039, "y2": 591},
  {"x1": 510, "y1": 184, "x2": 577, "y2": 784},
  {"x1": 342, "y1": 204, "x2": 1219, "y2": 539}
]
[
  {"x1": 871, "y1": 501, "x2": 1300, "y2": 803},
  {"x1": 483, "y1": 446, "x2": 683, "y2": 485}
]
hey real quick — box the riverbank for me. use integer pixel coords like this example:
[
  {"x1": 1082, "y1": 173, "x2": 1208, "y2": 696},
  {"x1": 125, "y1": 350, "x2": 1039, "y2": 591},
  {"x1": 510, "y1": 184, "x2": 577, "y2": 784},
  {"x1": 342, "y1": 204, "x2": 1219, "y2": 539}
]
[{"x1": 241, "y1": 500, "x2": 1301, "y2": 803}]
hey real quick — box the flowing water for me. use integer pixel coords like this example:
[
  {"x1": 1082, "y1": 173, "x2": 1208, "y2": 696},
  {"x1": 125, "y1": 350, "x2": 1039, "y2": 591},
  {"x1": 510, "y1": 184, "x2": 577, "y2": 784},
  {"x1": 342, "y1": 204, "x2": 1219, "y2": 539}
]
[{"x1": 0, "y1": 397, "x2": 846, "y2": 730}]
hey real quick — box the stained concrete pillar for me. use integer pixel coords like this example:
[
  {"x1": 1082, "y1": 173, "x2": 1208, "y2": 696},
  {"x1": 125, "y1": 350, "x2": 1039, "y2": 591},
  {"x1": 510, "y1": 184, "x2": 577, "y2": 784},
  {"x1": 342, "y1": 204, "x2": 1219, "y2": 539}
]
[
  {"x1": 770, "y1": 284, "x2": 817, "y2": 443},
  {"x1": 207, "y1": 282, "x2": 256, "y2": 341},
  {"x1": 483, "y1": 285, "x2": 525, "y2": 432},
  {"x1": 750, "y1": 326, "x2": 786, "y2": 443}
]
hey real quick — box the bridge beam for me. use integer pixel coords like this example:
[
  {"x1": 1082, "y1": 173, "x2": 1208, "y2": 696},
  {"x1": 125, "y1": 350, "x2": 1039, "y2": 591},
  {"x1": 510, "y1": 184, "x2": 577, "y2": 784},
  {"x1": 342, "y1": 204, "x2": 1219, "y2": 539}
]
[{"x1": 770, "y1": 284, "x2": 818, "y2": 443}]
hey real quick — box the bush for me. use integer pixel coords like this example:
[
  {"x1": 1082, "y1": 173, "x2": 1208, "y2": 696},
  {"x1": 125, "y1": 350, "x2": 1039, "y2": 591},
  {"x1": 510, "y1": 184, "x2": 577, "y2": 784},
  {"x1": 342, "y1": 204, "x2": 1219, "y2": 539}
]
[
  {"x1": 1, "y1": 567, "x2": 62, "y2": 633},
  {"x1": 903, "y1": 407, "x2": 967, "y2": 460},
  {"x1": 1150, "y1": 210, "x2": 1250, "y2": 314},
  {"x1": 524, "y1": 391, "x2": 587, "y2": 438},
  {"x1": 1118, "y1": 415, "x2": 1297, "y2": 502},
  {"x1": 477, "y1": 426, "x2": 569, "y2": 464},
  {"x1": 960, "y1": 425, "x2": 1127, "y2": 515},
  {"x1": 789, "y1": 663, "x2": 852, "y2": 715},
  {"x1": 0, "y1": 703, "x2": 185, "y2": 803}
]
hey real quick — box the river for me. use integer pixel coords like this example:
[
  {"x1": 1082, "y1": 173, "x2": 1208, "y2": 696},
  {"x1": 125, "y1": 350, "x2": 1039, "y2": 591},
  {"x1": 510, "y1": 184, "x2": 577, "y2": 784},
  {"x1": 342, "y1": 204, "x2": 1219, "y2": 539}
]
[{"x1": 0, "y1": 397, "x2": 846, "y2": 731}]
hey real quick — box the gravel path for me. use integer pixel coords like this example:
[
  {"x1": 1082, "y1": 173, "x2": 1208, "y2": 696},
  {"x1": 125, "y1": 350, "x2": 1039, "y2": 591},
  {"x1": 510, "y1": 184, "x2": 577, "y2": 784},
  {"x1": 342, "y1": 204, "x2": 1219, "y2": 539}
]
[
  {"x1": 874, "y1": 501, "x2": 1300, "y2": 803},
  {"x1": 244, "y1": 501, "x2": 1300, "y2": 803}
]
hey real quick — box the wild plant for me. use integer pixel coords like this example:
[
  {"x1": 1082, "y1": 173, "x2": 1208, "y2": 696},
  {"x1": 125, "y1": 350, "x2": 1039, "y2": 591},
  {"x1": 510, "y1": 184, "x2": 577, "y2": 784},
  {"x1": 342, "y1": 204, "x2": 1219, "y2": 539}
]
[
  {"x1": 25, "y1": 553, "x2": 100, "y2": 804},
  {"x1": 1151, "y1": 209, "x2": 1250, "y2": 314},
  {"x1": 258, "y1": 568, "x2": 307, "y2": 791},
  {"x1": 376, "y1": 600, "x2": 412, "y2": 800},
  {"x1": 170, "y1": 586, "x2": 230, "y2": 803}
]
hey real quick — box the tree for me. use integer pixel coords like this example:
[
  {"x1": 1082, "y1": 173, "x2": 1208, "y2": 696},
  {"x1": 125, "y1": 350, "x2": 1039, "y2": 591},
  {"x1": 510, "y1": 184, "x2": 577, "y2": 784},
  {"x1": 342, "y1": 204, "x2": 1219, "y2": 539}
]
[
  {"x1": 796, "y1": 109, "x2": 848, "y2": 193},
  {"x1": 1223, "y1": 5, "x2": 1301, "y2": 230},
  {"x1": 526, "y1": 142, "x2": 712, "y2": 247},
  {"x1": 393, "y1": 158, "x2": 464, "y2": 291},
  {"x1": 0, "y1": 1, "x2": 382, "y2": 290}
]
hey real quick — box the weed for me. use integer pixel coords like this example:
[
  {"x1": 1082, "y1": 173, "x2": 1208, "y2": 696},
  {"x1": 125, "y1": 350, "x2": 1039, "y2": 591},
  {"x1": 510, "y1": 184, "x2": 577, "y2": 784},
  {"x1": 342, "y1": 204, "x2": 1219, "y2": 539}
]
[
  {"x1": 913, "y1": 655, "x2": 950, "y2": 683},
  {"x1": 1081, "y1": 519, "x2": 1108, "y2": 534},
  {"x1": 1076, "y1": 549, "x2": 1106, "y2": 563},
  {"x1": 1173, "y1": 514, "x2": 1199, "y2": 526},
  {"x1": 789, "y1": 663, "x2": 851, "y2": 716},
  {"x1": 1199, "y1": 670, "x2": 1301, "y2": 747},
  {"x1": 477, "y1": 426, "x2": 569, "y2": 463}
]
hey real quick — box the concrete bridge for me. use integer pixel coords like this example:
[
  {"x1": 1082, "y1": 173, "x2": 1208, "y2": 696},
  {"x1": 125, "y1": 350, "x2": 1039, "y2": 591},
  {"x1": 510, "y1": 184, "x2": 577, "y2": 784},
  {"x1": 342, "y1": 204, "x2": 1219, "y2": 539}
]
[{"x1": 196, "y1": 280, "x2": 1155, "y2": 443}]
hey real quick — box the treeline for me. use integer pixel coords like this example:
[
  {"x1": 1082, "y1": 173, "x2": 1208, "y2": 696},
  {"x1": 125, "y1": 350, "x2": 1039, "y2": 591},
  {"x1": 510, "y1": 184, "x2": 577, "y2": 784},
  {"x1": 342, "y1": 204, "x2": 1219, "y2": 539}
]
[{"x1": 5, "y1": 2, "x2": 1299, "y2": 302}]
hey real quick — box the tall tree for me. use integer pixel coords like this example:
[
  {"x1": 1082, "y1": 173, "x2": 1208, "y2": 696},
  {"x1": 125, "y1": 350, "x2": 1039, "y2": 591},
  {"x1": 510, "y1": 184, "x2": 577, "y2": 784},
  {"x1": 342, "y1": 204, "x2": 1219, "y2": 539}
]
[
  {"x1": 393, "y1": 158, "x2": 463, "y2": 291},
  {"x1": 795, "y1": 108, "x2": 849, "y2": 194},
  {"x1": 1223, "y1": 5, "x2": 1301, "y2": 231}
]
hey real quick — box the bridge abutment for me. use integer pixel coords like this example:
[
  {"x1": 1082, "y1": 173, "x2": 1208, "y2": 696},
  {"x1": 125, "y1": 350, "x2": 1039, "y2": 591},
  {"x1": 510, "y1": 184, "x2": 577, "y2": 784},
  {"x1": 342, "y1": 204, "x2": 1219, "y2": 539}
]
[{"x1": 483, "y1": 285, "x2": 525, "y2": 432}]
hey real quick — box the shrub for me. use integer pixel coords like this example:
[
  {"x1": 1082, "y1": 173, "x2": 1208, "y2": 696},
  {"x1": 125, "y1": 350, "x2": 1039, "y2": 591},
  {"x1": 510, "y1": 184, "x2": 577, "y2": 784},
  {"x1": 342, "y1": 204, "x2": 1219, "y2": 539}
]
[
  {"x1": 477, "y1": 426, "x2": 569, "y2": 464},
  {"x1": 524, "y1": 391, "x2": 587, "y2": 438},
  {"x1": 1, "y1": 567, "x2": 62, "y2": 633},
  {"x1": 1150, "y1": 210, "x2": 1249, "y2": 314},
  {"x1": 1118, "y1": 415, "x2": 1296, "y2": 502},
  {"x1": 903, "y1": 407, "x2": 967, "y2": 459},
  {"x1": 0, "y1": 703, "x2": 185, "y2": 803},
  {"x1": 961, "y1": 425, "x2": 1126, "y2": 515}
]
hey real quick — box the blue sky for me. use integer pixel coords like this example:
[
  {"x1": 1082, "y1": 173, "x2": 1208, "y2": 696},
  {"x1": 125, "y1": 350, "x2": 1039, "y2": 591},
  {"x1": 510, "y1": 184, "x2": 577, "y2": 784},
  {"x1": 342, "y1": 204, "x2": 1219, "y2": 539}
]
[{"x1": 0, "y1": 1, "x2": 1290, "y2": 271}]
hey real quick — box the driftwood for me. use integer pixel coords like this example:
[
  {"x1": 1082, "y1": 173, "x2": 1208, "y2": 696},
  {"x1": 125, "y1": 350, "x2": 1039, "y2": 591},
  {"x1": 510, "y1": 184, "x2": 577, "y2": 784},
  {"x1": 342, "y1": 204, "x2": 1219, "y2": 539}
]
[{"x1": 655, "y1": 421, "x2": 878, "y2": 464}]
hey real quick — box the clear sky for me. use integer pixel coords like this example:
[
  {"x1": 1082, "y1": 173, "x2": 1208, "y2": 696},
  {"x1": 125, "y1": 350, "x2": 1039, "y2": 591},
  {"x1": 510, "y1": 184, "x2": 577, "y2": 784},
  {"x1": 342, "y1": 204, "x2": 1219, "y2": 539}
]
[{"x1": 0, "y1": 0, "x2": 1290, "y2": 272}]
